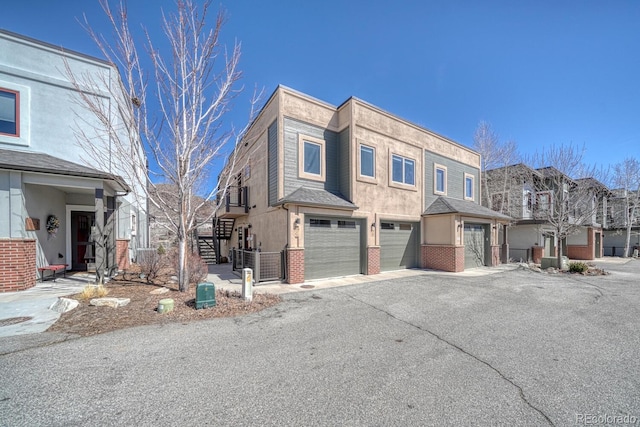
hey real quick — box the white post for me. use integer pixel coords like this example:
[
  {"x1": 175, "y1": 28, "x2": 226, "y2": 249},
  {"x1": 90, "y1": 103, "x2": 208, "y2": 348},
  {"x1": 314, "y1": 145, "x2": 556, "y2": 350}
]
[{"x1": 242, "y1": 268, "x2": 253, "y2": 302}]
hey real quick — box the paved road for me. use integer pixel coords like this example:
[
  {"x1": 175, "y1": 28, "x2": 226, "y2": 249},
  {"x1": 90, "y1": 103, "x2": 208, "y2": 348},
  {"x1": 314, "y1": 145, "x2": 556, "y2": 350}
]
[{"x1": 1, "y1": 260, "x2": 639, "y2": 426}]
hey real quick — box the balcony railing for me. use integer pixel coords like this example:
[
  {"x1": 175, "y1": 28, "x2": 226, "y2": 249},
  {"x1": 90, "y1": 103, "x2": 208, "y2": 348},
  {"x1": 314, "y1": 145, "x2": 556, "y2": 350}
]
[{"x1": 216, "y1": 185, "x2": 249, "y2": 218}]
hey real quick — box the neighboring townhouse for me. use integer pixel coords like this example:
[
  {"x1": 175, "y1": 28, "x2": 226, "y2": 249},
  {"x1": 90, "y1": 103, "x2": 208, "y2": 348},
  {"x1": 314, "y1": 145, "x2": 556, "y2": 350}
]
[
  {"x1": 603, "y1": 188, "x2": 640, "y2": 256},
  {"x1": 485, "y1": 164, "x2": 605, "y2": 262},
  {"x1": 0, "y1": 30, "x2": 147, "y2": 291},
  {"x1": 213, "y1": 86, "x2": 510, "y2": 284}
]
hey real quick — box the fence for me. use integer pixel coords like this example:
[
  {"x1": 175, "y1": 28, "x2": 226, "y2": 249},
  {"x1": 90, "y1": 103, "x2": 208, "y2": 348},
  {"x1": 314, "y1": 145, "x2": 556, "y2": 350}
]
[
  {"x1": 136, "y1": 248, "x2": 159, "y2": 264},
  {"x1": 232, "y1": 249, "x2": 283, "y2": 284}
]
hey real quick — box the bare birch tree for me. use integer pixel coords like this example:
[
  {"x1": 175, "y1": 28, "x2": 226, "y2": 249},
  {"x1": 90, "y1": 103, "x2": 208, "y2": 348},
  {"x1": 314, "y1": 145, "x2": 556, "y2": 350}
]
[
  {"x1": 611, "y1": 157, "x2": 640, "y2": 257},
  {"x1": 528, "y1": 144, "x2": 606, "y2": 266},
  {"x1": 66, "y1": 0, "x2": 258, "y2": 291},
  {"x1": 473, "y1": 121, "x2": 519, "y2": 211}
]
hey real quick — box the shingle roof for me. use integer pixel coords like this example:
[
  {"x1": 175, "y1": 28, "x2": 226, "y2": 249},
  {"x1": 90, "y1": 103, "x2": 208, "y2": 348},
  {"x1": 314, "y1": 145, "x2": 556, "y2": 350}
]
[
  {"x1": 424, "y1": 196, "x2": 512, "y2": 221},
  {"x1": 0, "y1": 148, "x2": 130, "y2": 191},
  {"x1": 275, "y1": 186, "x2": 357, "y2": 209}
]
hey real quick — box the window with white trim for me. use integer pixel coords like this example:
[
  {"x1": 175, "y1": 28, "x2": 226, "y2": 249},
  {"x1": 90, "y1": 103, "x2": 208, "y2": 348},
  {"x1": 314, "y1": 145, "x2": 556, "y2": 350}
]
[
  {"x1": 464, "y1": 173, "x2": 475, "y2": 200},
  {"x1": 391, "y1": 154, "x2": 415, "y2": 185},
  {"x1": 360, "y1": 144, "x2": 375, "y2": 178},
  {"x1": 298, "y1": 135, "x2": 326, "y2": 182},
  {"x1": 434, "y1": 164, "x2": 447, "y2": 195},
  {"x1": 0, "y1": 88, "x2": 18, "y2": 137}
]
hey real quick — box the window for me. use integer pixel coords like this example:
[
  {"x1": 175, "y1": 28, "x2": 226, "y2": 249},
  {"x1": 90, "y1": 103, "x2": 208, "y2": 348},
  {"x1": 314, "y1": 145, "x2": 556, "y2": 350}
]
[
  {"x1": 434, "y1": 164, "x2": 447, "y2": 195},
  {"x1": 536, "y1": 192, "x2": 551, "y2": 213},
  {"x1": 338, "y1": 220, "x2": 356, "y2": 229},
  {"x1": 131, "y1": 214, "x2": 137, "y2": 235},
  {"x1": 298, "y1": 135, "x2": 326, "y2": 182},
  {"x1": 360, "y1": 145, "x2": 375, "y2": 178},
  {"x1": 310, "y1": 219, "x2": 331, "y2": 228},
  {"x1": 391, "y1": 155, "x2": 415, "y2": 185},
  {"x1": 304, "y1": 141, "x2": 321, "y2": 175},
  {"x1": 0, "y1": 88, "x2": 18, "y2": 137},
  {"x1": 464, "y1": 174, "x2": 475, "y2": 200},
  {"x1": 524, "y1": 190, "x2": 533, "y2": 212},
  {"x1": 399, "y1": 223, "x2": 412, "y2": 231},
  {"x1": 380, "y1": 222, "x2": 395, "y2": 230}
]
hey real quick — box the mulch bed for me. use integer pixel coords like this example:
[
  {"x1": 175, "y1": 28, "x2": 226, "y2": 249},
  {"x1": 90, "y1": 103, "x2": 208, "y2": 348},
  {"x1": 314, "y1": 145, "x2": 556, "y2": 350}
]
[{"x1": 47, "y1": 273, "x2": 281, "y2": 337}]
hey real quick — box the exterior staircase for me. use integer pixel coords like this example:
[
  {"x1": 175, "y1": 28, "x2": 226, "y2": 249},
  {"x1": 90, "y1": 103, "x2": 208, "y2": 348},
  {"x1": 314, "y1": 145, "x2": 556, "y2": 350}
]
[
  {"x1": 196, "y1": 217, "x2": 235, "y2": 265},
  {"x1": 197, "y1": 235, "x2": 217, "y2": 265}
]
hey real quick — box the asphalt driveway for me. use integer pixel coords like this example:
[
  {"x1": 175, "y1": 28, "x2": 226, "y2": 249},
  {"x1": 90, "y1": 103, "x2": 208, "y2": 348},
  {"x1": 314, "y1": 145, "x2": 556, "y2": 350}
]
[{"x1": 1, "y1": 259, "x2": 639, "y2": 426}]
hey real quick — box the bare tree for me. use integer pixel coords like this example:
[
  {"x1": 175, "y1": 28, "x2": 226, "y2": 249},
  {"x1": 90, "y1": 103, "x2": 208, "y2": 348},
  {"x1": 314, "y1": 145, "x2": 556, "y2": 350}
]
[
  {"x1": 473, "y1": 121, "x2": 519, "y2": 211},
  {"x1": 528, "y1": 144, "x2": 606, "y2": 266},
  {"x1": 66, "y1": 0, "x2": 259, "y2": 291},
  {"x1": 611, "y1": 157, "x2": 640, "y2": 257}
]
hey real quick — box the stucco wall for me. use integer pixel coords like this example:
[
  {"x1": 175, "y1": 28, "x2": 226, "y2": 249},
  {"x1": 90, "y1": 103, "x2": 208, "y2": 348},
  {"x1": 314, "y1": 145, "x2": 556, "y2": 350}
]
[
  {"x1": 567, "y1": 228, "x2": 588, "y2": 245},
  {"x1": 24, "y1": 183, "x2": 67, "y2": 267}
]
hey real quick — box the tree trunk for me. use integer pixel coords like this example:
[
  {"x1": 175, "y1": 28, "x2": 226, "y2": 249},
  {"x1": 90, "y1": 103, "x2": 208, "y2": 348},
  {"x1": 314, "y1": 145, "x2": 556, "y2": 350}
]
[
  {"x1": 623, "y1": 225, "x2": 632, "y2": 258},
  {"x1": 178, "y1": 236, "x2": 189, "y2": 292}
]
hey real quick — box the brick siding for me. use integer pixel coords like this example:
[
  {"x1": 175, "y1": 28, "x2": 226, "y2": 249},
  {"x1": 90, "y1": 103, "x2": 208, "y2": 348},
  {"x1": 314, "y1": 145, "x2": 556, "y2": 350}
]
[
  {"x1": 366, "y1": 246, "x2": 380, "y2": 275},
  {"x1": 116, "y1": 239, "x2": 130, "y2": 271},
  {"x1": 532, "y1": 246, "x2": 543, "y2": 263},
  {"x1": 286, "y1": 248, "x2": 305, "y2": 284},
  {"x1": 0, "y1": 239, "x2": 37, "y2": 292},
  {"x1": 422, "y1": 244, "x2": 465, "y2": 272}
]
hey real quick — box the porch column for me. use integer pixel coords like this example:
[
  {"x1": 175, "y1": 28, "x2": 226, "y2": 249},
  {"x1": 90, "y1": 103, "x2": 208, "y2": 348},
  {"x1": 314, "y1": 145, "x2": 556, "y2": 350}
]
[
  {"x1": 501, "y1": 224, "x2": 509, "y2": 263},
  {"x1": 94, "y1": 188, "x2": 105, "y2": 284}
]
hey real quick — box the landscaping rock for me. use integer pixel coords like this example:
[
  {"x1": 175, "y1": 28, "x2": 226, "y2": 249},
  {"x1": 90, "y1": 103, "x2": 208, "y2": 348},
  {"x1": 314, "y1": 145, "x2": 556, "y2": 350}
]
[
  {"x1": 49, "y1": 297, "x2": 79, "y2": 313},
  {"x1": 150, "y1": 287, "x2": 170, "y2": 295},
  {"x1": 90, "y1": 297, "x2": 130, "y2": 308}
]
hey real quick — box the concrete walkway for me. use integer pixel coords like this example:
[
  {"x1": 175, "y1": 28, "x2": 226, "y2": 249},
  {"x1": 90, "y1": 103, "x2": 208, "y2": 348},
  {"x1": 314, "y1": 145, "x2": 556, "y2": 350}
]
[{"x1": 0, "y1": 257, "x2": 633, "y2": 339}]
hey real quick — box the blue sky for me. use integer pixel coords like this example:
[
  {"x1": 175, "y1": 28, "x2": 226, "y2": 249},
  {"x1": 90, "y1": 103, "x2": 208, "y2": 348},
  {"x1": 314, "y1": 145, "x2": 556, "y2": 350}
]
[{"x1": 2, "y1": 0, "x2": 639, "y2": 174}]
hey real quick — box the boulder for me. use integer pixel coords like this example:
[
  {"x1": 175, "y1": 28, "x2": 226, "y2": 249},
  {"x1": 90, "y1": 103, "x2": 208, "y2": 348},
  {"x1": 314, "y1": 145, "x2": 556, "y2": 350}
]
[
  {"x1": 50, "y1": 297, "x2": 79, "y2": 313},
  {"x1": 150, "y1": 287, "x2": 170, "y2": 295},
  {"x1": 89, "y1": 297, "x2": 130, "y2": 308}
]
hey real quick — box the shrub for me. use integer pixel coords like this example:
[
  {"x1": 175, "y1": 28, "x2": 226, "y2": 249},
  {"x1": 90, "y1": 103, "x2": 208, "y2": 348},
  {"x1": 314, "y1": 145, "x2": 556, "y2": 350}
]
[
  {"x1": 569, "y1": 261, "x2": 589, "y2": 273},
  {"x1": 157, "y1": 244, "x2": 166, "y2": 255},
  {"x1": 169, "y1": 249, "x2": 209, "y2": 286},
  {"x1": 137, "y1": 249, "x2": 167, "y2": 284},
  {"x1": 79, "y1": 284, "x2": 110, "y2": 300}
]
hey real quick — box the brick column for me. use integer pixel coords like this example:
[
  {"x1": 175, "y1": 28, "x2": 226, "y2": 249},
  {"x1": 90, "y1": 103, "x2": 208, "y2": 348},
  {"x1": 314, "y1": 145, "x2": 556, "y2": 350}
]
[
  {"x1": 286, "y1": 248, "x2": 305, "y2": 284},
  {"x1": 366, "y1": 246, "x2": 380, "y2": 275},
  {"x1": 0, "y1": 239, "x2": 36, "y2": 292},
  {"x1": 532, "y1": 246, "x2": 543, "y2": 263},
  {"x1": 116, "y1": 239, "x2": 130, "y2": 271}
]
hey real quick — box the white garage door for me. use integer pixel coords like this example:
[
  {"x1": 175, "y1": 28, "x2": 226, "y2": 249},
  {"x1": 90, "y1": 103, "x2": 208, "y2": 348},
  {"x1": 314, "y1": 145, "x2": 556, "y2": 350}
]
[
  {"x1": 304, "y1": 217, "x2": 362, "y2": 280},
  {"x1": 380, "y1": 222, "x2": 419, "y2": 271}
]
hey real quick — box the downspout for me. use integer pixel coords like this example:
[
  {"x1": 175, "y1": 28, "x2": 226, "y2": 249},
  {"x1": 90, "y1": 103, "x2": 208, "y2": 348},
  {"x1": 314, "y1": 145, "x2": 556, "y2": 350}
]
[{"x1": 282, "y1": 204, "x2": 290, "y2": 282}]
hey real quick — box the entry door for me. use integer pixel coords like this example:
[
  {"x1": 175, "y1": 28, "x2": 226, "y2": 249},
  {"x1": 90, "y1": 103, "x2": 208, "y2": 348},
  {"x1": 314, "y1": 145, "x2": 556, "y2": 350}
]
[
  {"x1": 71, "y1": 211, "x2": 95, "y2": 271},
  {"x1": 595, "y1": 233, "x2": 601, "y2": 258}
]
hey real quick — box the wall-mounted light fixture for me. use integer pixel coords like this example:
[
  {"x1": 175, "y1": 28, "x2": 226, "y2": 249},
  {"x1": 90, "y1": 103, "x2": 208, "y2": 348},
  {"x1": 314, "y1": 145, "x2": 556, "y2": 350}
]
[
  {"x1": 370, "y1": 222, "x2": 376, "y2": 231},
  {"x1": 457, "y1": 223, "x2": 463, "y2": 230},
  {"x1": 294, "y1": 218, "x2": 300, "y2": 229}
]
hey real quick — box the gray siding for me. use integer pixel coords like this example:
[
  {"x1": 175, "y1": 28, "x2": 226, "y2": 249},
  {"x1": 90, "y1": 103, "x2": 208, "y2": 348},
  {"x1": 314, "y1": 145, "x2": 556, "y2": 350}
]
[
  {"x1": 283, "y1": 117, "x2": 340, "y2": 196},
  {"x1": 338, "y1": 128, "x2": 350, "y2": 198},
  {"x1": 267, "y1": 120, "x2": 278, "y2": 206},
  {"x1": 424, "y1": 150, "x2": 480, "y2": 209}
]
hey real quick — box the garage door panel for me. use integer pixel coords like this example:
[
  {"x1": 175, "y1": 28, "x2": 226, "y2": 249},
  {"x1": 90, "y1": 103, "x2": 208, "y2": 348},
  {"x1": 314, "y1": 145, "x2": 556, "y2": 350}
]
[
  {"x1": 380, "y1": 222, "x2": 419, "y2": 271},
  {"x1": 464, "y1": 224, "x2": 485, "y2": 269},
  {"x1": 305, "y1": 217, "x2": 361, "y2": 280}
]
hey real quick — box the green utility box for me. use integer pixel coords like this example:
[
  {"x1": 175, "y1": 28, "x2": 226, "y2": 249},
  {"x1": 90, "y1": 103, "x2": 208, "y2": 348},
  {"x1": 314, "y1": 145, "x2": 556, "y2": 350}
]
[{"x1": 195, "y1": 282, "x2": 216, "y2": 309}]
